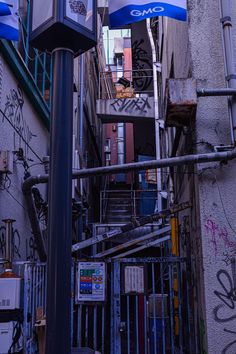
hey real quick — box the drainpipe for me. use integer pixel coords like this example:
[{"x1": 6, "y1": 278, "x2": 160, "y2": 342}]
[
  {"x1": 79, "y1": 54, "x2": 84, "y2": 196},
  {"x1": 147, "y1": 18, "x2": 162, "y2": 212},
  {"x1": 220, "y1": 0, "x2": 236, "y2": 143}
]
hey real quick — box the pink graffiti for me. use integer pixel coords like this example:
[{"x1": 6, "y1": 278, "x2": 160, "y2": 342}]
[{"x1": 204, "y1": 219, "x2": 236, "y2": 256}]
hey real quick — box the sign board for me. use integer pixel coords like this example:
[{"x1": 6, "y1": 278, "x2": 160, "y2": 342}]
[
  {"x1": 124, "y1": 266, "x2": 145, "y2": 294},
  {"x1": 77, "y1": 262, "x2": 106, "y2": 302}
]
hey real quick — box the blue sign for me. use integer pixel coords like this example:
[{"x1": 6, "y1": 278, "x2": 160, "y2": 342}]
[
  {"x1": 109, "y1": 0, "x2": 187, "y2": 28},
  {"x1": 0, "y1": 0, "x2": 19, "y2": 40}
]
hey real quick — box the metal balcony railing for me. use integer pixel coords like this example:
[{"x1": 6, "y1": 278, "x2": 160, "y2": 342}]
[
  {"x1": 100, "y1": 188, "x2": 158, "y2": 223},
  {"x1": 98, "y1": 69, "x2": 154, "y2": 100}
]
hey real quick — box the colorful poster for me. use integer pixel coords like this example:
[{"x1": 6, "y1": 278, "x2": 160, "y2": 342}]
[{"x1": 77, "y1": 262, "x2": 106, "y2": 302}]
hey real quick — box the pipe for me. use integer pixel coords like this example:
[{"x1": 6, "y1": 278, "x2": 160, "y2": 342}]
[
  {"x1": 2, "y1": 219, "x2": 15, "y2": 269},
  {"x1": 23, "y1": 187, "x2": 47, "y2": 262},
  {"x1": 147, "y1": 18, "x2": 162, "y2": 212},
  {"x1": 22, "y1": 149, "x2": 236, "y2": 260},
  {"x1": 79, "y1": 54, "x2": 84, "y2": 198},
  {"x1": 220, "y1": 0, "x2": 236, "y2": 141},
  {"x1": 23, "y1": 149, "x2": 236, "y2": 190},
  {"x1": 197, "y1": 88, "x2": 236, "y2": 97}
]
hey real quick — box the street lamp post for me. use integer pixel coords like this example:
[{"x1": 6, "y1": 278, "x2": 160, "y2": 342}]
[{"x1": 30, "y1": 1, "x2": 97, "y2": 353}]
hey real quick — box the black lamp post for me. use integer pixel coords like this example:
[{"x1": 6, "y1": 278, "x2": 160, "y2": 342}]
[{"x1": 30, "y1": 1, "x2": 97, "y2": 353}]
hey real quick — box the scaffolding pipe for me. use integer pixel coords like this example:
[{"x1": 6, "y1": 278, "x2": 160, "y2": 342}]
[{"x1": 220, "y1": 0, "x2": 236, "y2": 141}]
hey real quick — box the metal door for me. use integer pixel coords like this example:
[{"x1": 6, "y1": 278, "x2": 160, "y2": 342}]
[{"x1": 110, "y1": 258, "x2": 195, "y2": 354}]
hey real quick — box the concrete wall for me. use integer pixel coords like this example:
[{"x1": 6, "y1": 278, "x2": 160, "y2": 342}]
[
  {"x1": 160, "y1": 0, "x2": 236, "y2": 353},
  {"x1": 0, "y1": 54, "x2": 49, "y2": 262}
]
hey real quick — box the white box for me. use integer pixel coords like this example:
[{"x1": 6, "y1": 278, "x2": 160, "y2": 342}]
[
  {"x1": 0, "y1": 322, "x2": 14, "y2": 354},
  {"x1": 0, "y1": 278, "x2": 21, "y2": 310}
]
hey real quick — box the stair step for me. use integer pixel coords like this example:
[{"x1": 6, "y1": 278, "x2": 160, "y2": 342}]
[{"x1": 107, "y1": 211, "x2": 131, "y2": 215}]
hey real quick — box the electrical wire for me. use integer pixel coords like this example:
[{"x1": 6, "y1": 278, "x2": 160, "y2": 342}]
[
  {"x1": 211, "y1": 172, "x2": 236, "y2": 236},
  {"x1": 0, "y1": 108, "x2": 43, "y2": 163},
  {"x1": 5, "y1": 189, "x2": 26, "y2": 211}
]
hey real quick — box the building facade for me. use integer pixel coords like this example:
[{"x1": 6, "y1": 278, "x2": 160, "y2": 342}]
[{"x1": 159, "y1": 1, "x2": 236, "y2": 353}]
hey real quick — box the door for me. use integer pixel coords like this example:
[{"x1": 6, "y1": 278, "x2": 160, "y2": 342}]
[{"x1": 110, "y1": 258, "x2": 195, "y2": 354}]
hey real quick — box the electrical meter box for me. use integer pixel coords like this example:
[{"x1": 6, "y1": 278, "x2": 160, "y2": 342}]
[
  {"x1": 0, "y1": 278, "x2": 21, "y2": 310},
  {"x1": 0, "y1": 322, "x2": 14, "y2": 353}
]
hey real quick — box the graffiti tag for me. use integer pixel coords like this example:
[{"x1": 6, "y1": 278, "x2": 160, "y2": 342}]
[
  {"x1": 111, "y1": 97, "x2": 151, "y2": 114},
  {"x1": 3, "y1": 85, "x2": 36, "y2": 153}
]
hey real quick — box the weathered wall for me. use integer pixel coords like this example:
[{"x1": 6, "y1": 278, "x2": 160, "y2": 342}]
[
  {"x1": 190, "y1": 1, "x2": 236, "y2": 353},
  {"x1": 160, "y1": 0, "x2": 236, "y2": 353},
  {"x1": 0, "y1": 54, "x2": 49, "y2": 262}
]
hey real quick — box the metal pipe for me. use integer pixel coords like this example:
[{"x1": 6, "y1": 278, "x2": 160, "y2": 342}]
[
  {"x1": 22, "y1": 149, "x2": 236, "y2": 190},
  {"x1": 220, "y1": 0, "x2": 236, "y2": 141},
  {"x1": 147, "y1": 18, "x2": 162, "y2": 212},
  {"x1": 197, "y1": 88, "x2": 236, "y2": 96},
  {"x1": 23, "y1": 188, "x2": 47, "y2": 262},
  {"x1": 79, "y1": 55, "x2": 84, "y2": 153},
  {"x1": 2, "y1": 219, "x2": 15, "y2": 269}
]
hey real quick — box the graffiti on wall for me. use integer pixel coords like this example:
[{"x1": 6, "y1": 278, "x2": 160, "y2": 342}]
[
  {"x1": 0, "y1": 224, "x2": 21, "y2": 259},
  {"x1": 2, "y1": 85, "x2": 36, "y2": 154},
  {"x1": 204, "y1": 218, "x2": 236, "y2": 264},
  {"x1": 0, "y1": 224, "x2": 39, "y2": 262},
  {"x1": 213, "y1": 261, "x2": 236, "y2": 353},
  {"x1": 111, "y1": 97, "x2": 151, "y2": 115}
]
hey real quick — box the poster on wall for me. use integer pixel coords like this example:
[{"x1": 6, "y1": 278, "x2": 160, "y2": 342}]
[{"x1": 77, "y1": 262, "x2": 106, "y2": 302}]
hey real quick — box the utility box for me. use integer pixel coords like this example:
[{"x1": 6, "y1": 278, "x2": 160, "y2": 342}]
[
  {"x1": 0, "y1": 322, "x2": 14, "y2": 353},
  {"x1": 165, "y1": 78, "x2": 197, "y2": 127},
  {"x1": 0, "y1": 278, "x2": 21, "y2": 310},
  {"x1": 0, "y1": 151, "x2": 13, "y2": 174}
]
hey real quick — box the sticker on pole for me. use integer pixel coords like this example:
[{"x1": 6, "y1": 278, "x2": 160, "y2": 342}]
[{"x1": 77, "y1": 262, "x2": 106, "y2": 302}]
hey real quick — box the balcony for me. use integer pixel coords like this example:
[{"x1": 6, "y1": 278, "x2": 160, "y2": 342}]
[{"x1": 97, "y1": 69, "x2": 155, "y2": 123}]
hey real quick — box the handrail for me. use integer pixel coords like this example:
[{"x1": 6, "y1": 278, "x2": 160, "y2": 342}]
[
  {"x1": 98, "y1": 68, "x2": 154, "y2": 99},
  {"x1": 100, "y1": 188, "x2": 158, "y2": 221}
]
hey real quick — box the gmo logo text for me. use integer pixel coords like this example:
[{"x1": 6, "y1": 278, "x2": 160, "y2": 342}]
[{"x1": 131, "y1": 7, "x2": 165, "y2": 17}]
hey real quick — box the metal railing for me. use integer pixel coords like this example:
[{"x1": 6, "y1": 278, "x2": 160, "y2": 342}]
[
  {"x1": 98, "y1": 69, "x2": 154, "y2": 100},
  {"x1": 100, "y1": 188, "x2": 158, "y2": 222}
]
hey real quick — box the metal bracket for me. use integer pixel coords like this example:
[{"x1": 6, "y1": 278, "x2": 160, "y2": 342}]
[
  {"x1": 226, "y1": 74, "x2": 236, "y2": 81},
  {"x1": 154, "y1": 62, "x2": 162, "y2": 72},
  {"x1": 157, "y1": 119, "x2": 165, "y2": 129},
  {"x1": 221, "y1": 16, "x2": 232, "y2": 28},
  {"x1": 214, "y1": 145, "x2": 235, "y2": 152}
]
